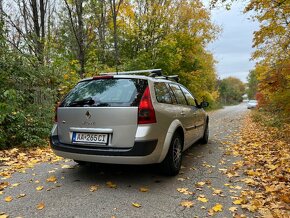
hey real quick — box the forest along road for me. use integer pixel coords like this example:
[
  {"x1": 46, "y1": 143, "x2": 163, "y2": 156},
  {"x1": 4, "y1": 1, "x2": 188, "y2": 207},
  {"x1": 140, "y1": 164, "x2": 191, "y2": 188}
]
[{"x1": 1, "y1": 104, "x2": 251, "y2": 218}]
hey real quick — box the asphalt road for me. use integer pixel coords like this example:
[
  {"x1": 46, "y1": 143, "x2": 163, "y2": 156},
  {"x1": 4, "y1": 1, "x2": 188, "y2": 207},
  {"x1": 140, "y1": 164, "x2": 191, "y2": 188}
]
[{"x1": 1, "y1": 104, "x2": 250, "y2": 218}]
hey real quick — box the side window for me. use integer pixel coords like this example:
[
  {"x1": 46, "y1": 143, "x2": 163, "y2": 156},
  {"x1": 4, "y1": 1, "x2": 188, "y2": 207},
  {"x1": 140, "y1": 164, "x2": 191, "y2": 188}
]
[
  {"x1": 180, "y1": 86, "x2": 196, "y2": 106},
  {"x1": 154, "y1": 82, "x2": 173, "y2": 104},
  {"x1": 169, "y1": 84, "x2": 187, "y2": 105}
]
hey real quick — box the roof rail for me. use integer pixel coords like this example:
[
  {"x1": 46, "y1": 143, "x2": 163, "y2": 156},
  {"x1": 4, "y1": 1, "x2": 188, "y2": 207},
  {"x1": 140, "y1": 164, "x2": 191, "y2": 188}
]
[
  {"x1": 100, "y1": 69, "x2": 162, "y2": 76},
  {"x1": 99, "y1": 68, "x2": 179, "y2": 82}
]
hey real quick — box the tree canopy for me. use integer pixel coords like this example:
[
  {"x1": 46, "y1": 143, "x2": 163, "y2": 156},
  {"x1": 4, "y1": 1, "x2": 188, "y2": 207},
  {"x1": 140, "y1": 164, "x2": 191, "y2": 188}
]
[{"x1": 0, "y1": 0, "x2": 221, "y2": 148}]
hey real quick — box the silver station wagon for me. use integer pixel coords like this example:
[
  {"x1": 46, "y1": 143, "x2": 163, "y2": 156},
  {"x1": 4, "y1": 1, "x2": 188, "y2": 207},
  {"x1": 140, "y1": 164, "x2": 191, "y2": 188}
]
[{"x1": 50, "y1": 69, "x2": 209, "y2": 175}]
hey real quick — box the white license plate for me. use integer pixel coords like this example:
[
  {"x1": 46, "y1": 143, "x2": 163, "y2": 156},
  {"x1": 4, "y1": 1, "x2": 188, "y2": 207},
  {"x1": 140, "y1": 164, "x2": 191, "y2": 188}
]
[{"x1": 72, "y1": 132, "x2": 108, "y2": 144}]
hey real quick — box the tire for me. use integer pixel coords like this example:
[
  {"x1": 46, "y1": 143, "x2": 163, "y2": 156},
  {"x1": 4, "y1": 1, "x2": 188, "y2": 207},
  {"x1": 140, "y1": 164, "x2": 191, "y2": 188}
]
[
  {"x1": 74, "y1": 160, "x2": 87, "y2": 165},
  {"x1": 160, "y1": 132, "x2": 183, "y2": 176},
  {"x1": 200, "y1": 119, "x2": 209, "y2": 144}
]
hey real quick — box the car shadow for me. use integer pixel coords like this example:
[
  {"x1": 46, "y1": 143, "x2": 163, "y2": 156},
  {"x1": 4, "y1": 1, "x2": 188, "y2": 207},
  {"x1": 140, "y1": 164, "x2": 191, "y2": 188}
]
[{"x1": 58, "y1": 140, "x2": 211, "y2": 183}]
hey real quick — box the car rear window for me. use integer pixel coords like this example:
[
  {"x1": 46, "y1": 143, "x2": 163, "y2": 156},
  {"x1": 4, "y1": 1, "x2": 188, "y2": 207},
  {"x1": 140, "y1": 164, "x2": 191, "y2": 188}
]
[{"x1": 60, "y1": 78, "x2": 148, "y2": 107}]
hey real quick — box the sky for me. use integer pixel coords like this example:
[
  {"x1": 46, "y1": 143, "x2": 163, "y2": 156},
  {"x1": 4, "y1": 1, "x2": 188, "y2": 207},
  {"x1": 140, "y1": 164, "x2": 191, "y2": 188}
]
[{"x1": 207, "y1": 2, "x2": 259, "y2": 83}]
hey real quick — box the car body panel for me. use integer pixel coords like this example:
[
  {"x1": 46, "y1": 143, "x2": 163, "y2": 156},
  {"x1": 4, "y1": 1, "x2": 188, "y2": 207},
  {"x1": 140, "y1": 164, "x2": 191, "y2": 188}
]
[
  {"x1": 51, "y1": 75, "x2": 209, "y2": 165},
  {"x1": 57, "y1": 107, "x2": 138, "y2": 148}
]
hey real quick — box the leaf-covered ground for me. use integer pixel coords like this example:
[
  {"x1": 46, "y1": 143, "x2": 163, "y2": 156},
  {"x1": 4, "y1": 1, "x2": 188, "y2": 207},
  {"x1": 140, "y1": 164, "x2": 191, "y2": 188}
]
[
  {"x1": 0, "y1": 105, "x2": 289, "y2": 217},
  {"x1": 225, "y1": 115, "x2": 290, "y2": 217}
]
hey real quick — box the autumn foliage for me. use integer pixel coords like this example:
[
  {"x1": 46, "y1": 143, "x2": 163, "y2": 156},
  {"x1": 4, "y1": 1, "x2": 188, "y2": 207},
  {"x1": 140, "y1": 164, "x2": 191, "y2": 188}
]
[
  {"x1": 230, "y1": 115, "x2": 290, "y2": 217},
  {"x1": 244, "y1": 0, "x2": 290, "y2": 122}
]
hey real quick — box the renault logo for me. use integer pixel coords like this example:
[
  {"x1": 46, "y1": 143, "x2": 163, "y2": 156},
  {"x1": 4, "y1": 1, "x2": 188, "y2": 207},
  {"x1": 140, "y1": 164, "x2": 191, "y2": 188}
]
[{"x1": 85, "y1": 111, "x2": 91, "y2": 119}]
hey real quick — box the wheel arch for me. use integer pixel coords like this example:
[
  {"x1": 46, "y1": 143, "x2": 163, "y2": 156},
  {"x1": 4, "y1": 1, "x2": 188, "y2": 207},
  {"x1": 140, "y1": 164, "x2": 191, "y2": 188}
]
[{"x1": 157, "y1": 119, "x2": 185, "y2": 163}]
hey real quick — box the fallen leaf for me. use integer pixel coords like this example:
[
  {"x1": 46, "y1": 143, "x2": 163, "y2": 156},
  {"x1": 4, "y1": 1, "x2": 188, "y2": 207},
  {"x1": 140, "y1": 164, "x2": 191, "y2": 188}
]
[
  {"x1": 213, "y1": 189, "x2": 222, "y2": 195},
  {"x1": 0, "y1": 213, "x2": 9, "y2": 218},
  {"x1": 11, "y1": 183, "x2": 20, "y2": 187},
  {"x1": 89, "y1": 185, "x2": 99, "y2": 192},
  {"x1": 0, "y1": 182, "x2": 9, "y2": 191},
  {"x1": 229, "y1": 207, "x2": 237, "y2": 212},
  {"x1": 233, "y1": 199, "x2": 243, "y2": 205},
  {"x1": 36, "y1": 186, "x2": 44, "y2": 191},
  {"x1": 61, "y1": 165, "x2": 74, "y2": 169},
  {"x1": 132, "y1": 202, "x2": 141, "y2": 208},
  {"x1": 106, "y1": 181, "x2": 117, "y2": 189},
  {"x1": 196, "y1": 182, "x2": 205, "y2": 186},
  {"x1": 17, "y1": 193, "x2": 26, "y2": 198},
  {"x1": 177, "y1": 188, "x2": 193, "y2": 195},
  {"x1": 180, "y1": 200, "x2": 194, "y2": 208},
  {"x1": 197, "y1": 196, "x2": 208, "y2": 203},
  {"x1": 4, "y1": 196, "x2": 12, "y2": 202},
  {"x1": 46, "y1": 176, "x2": 57, "y2": 182},
  {"x1": 36, "y1": 202, "x2": 45, "y2": 210},
  {"x1": 212, "y1": 203, "x2": 223, "y2": 212},
  {"x1": 139, "y1": 187, "x2": 149, "y2": 192},
  {"x1": 258, "y1": 208, "x2": 274, "y2": 218}
]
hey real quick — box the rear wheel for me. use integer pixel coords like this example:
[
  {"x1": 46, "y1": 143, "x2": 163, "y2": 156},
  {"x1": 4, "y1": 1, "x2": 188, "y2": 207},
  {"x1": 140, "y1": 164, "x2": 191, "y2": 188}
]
[
  {"x1": 200, "y1": 120, "x2": 209, "y2": 144},
  {"x1": 160, "y1": 132, "x2": 183, "y2": 176}
]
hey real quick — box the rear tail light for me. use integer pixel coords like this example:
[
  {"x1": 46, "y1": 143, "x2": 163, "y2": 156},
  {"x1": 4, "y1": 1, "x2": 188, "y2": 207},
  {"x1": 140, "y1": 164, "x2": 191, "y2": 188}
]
[{"x1": 138, "y1": 86, "x2": 156, "y2": 124}]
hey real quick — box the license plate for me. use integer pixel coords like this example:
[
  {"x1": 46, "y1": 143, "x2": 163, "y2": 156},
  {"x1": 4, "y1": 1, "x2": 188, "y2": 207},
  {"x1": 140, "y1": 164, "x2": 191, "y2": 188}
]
[{"x1": 72, "y1": 132, "x2": 108, "y2": 144}]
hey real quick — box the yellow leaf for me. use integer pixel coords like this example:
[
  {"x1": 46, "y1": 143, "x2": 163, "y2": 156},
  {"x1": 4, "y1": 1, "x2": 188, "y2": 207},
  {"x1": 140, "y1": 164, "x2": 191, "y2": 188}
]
[
  {"x1": 36, "y1": 186, "x2": 44, "y2": 191},
  {"x1": 0, "y1": 214, "x2": 9, "y2": 218},
  {"x1": 4, "y1": 196, "x2": 12, "y2": 202},
  {"x1": 212, "y1": 203, "x2": 223, "y2": 212},
  {"x1": 213, "y1": 189, "x2": 222, "y2": 194},
  {"x1": 180, "y1": 200, "x2": 194, "y2": 208},
  {"x1": 177, "y1": 188, "x2": 192, "y2": 195},
  {"x1": 177, "y1": 188, "x2": 188, "y2": 193},
  {"x1": 243, "y1": 178, "x2": 255, "y2": 184},
  {"x1": 242, "y1": 204, "x2": 257, "y2": 212},
  {"x1": 89, "y1": 185, "x2": 99, "y2": 192},
  {"x1": 233, "y1": 199, "x2": 242, "y2": 205},
  {"x1": 197, "y1": 196, "x2": 208, "y2": 203},
  {"x1": 61, "y1": 165, "x2": 74, "y2": 169},
  {"x1": 37, "y1": 202, "x2": 45, "y2": 210},
  {"x1": 46, "y1": 176, "x2": 57, "y2": 182},
  {"x1": 132, "y1": 202, "x2": 141, "y2": 208},
  {"x1": 17, "y1": 193, "x2": 26, "y2": 198},
  {"x1": 139, "y1": 187, "x2": 149, "y2": 192},
  {"x1": 11, "y1": 183, "x2": 20, "y2": 187},
  {"x1": 106, "y1": 181, "x2": 117, "y2": 189},
  {"x1": 196, "y1": 182, "x2": 205, "y2": 186},
  {"x1": 229, "y1": 206, "x2": 237, "y2": 212}
]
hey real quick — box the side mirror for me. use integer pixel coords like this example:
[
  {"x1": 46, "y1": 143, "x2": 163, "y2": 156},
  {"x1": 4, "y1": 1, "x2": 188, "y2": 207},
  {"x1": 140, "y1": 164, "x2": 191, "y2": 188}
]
[{"x1": 200, "y1": 101, "x2": 209, "y2": 108}]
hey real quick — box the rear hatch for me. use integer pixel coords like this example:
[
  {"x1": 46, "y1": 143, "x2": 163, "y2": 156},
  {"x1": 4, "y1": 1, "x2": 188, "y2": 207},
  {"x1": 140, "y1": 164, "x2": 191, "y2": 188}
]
[{"x1": 57, "y1": 77, "x2": 148, "y2": 148}]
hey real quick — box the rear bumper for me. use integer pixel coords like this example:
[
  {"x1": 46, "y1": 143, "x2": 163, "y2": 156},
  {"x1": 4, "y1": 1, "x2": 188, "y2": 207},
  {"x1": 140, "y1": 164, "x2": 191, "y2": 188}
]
[{"x1": 50, "y1": 135, "x2": 160, "y2": 164}]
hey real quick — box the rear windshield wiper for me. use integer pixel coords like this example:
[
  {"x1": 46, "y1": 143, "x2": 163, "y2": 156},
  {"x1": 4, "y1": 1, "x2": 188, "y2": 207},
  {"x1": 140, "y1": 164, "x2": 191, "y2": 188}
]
[
  {"x1": 69, "y1": 97, "x2": 95, "y2": 107},
  {"x1": 95, "y1": 103, "x2": 110, "y2": 107}
]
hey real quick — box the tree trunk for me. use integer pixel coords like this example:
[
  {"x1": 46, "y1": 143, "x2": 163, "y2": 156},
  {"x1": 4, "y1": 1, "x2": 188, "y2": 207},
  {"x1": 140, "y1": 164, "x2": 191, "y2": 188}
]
[
  {"x1": 109, "y1": 0, "x2": 123, "y2": 72},
  {"x1": 76, "y1": 0, "x2": 85, "y2": 77}
]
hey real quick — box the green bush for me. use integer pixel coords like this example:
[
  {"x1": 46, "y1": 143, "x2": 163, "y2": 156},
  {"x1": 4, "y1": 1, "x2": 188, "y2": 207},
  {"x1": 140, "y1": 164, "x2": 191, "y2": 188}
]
[{"x1": 0, "y1": 51, "x2": 58, "y2": 149}]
